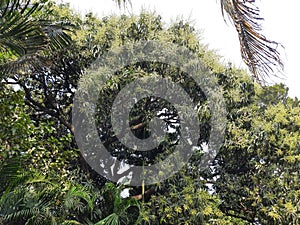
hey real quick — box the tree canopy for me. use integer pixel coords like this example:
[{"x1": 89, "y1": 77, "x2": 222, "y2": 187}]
[{"x1": 0, "y1": 1, "x2": 299, "y2": 225}]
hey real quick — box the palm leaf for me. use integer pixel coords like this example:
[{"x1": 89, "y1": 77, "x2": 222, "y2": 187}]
[
  {"x1": 0, "y1": 170, "x2": 59, "y2": 225},
  {"x1": 0, "y1": 53, "x2": 52, "y2": 77},
  {"x1": 220, "y1": 0, "x2": 283, "y2": 82},
  {"x1": 39, "y1": 20, "x2": 74, "y2": 51},
  {"x1": 0, "y1": 0, "x2": 47, "y2": 56},
  {"x1": 95, "y1": 213, "x2": 120, "y2": 225},
  {"x1": 0, "y1": 157, "x2": 28, "y2": 194},
  {"x1": 64, "y1": 185, "x2": 94, "y2": 212},
  {"x1": 61, "y1": 220, "x2": 83, "y2": 225},
  {"x1": 0, "y1": 0, "x2": 74, "y2": 78},
  {"x1": 114, "y1": 0, "x2": 127, "y2": 7}
]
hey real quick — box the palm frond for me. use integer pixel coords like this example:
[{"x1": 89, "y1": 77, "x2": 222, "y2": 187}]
[
  {"x1": 3, "y1": 208, "x2": 38, "y2": 222},
  {"x1": 0, "y1": 170, "x2": 59, "y2": 225},
  {"x1": 95, "y1": 213, "x2": 120, "y2": 225},
  {"x1": 0, "y1": 0, "x2": 74, "y2": 78},
  {"x1": 220, "y1": 0, "x2": 284, "y2": 82},
  {"x1": 61, "y1": 220, "x2": 83, "y2": 225},
  {"x1": 0, "y1": 54, "x2": 52, "y2": 78},
  {"x1": 114, "y1": 0, "x2": 131, "y2": 8},
  {"x1": 64, "y1": 185, "x2": 94, "y2": 212},
  {"x1": 39, "y1": 20, "x2": 74, "y2": 51},
  {"x1": 0, "y1": 157, "x2": 27, "y2": 194},
  {"x1": 0, "y1": 0, "x2": 47, "y2": 56}
]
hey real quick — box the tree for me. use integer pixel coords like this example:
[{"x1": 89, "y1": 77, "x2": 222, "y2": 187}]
[
  {"x1": 212, "y1": 81, "x2": 300, "y2": 224},
  {"x1": 133, "y1": 65, "x2": 299, "y2": 225},
  {"x1": 1, "y1": 2, "x2": 298, "y2": 225},
  {"x1": 0, "y1": 83, "x2": 136, "y2": 225}
]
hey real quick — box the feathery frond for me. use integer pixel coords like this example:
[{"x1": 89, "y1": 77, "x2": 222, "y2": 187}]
[
  {"x1": 0, "y1": 0, "x2": 47, "y2": 56},
  {"x1": 114, "y1": 0, "x2": 130, "y2": 8},
  {"x1": 220, "y1": 0, "x2": 284, "y2": 82},
  {"x1": 0, "y1": 0, "x2": 74, "y2": 78},
  {"x1": 0, "y1": 157, "x2": 28, "y2": 194},
  {"x1": 62, "y1": 220, "x2": 84, "y2": 225}
]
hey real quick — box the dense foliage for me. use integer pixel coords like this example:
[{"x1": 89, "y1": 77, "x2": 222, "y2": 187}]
[{"x1": 0, "y1": 1, "x2": 299, "y2": 225}]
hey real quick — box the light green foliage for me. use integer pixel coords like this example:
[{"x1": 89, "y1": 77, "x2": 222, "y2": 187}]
[
  {"x1": 214, "y1": 78, "x2": 300, "y2": 224},
  {"x1": 0, "y1": 1, "x2": 299, "y2": 225}
]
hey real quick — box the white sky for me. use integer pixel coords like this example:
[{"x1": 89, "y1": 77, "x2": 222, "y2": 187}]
[{"x1": 60, "y1": 0, "x2": 300, "y2": 98}]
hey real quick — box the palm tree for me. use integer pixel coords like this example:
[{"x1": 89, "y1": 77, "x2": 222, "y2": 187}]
[
  {"x1": 96, "y1": 183, "x2": 140, "y2": 225},
  {"x1": 0, "y1": 0, "x2": 47, "y2": 57},
  {"x1": 0, "y1": 0, "x2": 73, "y2": 77},
  {"x1": 0, "y1": 159, "x2": 103, "y2": 225}
]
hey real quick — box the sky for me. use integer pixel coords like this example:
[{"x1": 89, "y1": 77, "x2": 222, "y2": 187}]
[{"x1": 60, "y1": 0, "x2": 300, "y2": 98}]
